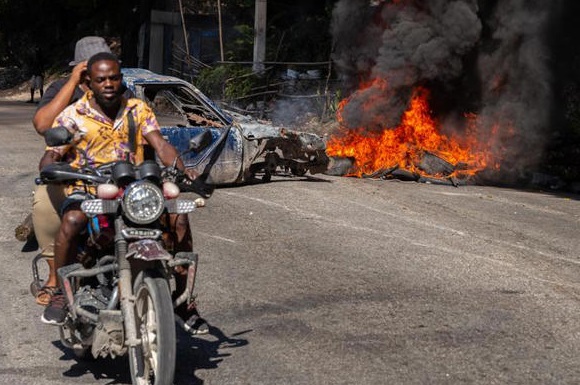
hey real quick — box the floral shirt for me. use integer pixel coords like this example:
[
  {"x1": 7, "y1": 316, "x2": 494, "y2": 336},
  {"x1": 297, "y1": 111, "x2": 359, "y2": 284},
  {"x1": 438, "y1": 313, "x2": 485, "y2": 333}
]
[{"x1": 47, "y1": 91, "x2": 160, "y2": 195}]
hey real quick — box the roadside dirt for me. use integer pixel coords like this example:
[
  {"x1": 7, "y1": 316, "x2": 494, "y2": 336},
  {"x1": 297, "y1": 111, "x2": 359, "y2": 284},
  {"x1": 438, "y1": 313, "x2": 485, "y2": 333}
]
[
  {"x1": 0, "y1": 74, "x2": 63, "y2": 102},
  {"x1": 0, "y1": 80, "x2": 30, "y2": 101}
]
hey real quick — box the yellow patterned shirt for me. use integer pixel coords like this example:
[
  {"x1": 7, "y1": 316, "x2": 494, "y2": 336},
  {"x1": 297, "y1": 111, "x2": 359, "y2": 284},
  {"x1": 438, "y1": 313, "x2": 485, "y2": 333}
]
[{"x1": 47, "y1": 91, "x2": 161, "y2": 195}]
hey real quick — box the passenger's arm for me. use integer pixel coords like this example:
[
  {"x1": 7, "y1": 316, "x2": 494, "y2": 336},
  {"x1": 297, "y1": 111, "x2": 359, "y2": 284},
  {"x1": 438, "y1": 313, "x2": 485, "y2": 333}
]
[{"x1": 32, "y1": 61, "x2": 87, "y2": 135}]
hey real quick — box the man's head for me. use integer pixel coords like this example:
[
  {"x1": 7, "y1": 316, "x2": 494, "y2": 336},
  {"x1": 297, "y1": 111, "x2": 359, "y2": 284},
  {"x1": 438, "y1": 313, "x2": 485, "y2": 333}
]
[
  {"x1": 86, "y1": 52, "x2": 123, "y2": 110},
  {"x1": 70, "y1": 36, "x2": 112, "y2": 66}
]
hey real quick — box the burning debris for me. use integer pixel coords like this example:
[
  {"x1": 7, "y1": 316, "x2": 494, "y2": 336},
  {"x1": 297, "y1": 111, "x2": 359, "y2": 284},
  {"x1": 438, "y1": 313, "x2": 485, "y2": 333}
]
[
  {"x1": 327, "y1": 0, "x2": 556, "y2": 185},
  {"x1": 326, "y1": 86, "x2": 492, "y2": 185},
  {"x1": 328, "y1": 152, "x2": 472, "y2": 186}
]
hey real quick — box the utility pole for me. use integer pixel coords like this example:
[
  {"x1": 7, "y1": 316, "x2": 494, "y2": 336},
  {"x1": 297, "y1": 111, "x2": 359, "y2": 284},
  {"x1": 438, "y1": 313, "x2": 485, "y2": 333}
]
[
  {"x1": 217, "y1": 0, "x2": 225, "y2": 62},
  {"x1": 253, "y1": 0, "x2": 267, "y2": 73}
]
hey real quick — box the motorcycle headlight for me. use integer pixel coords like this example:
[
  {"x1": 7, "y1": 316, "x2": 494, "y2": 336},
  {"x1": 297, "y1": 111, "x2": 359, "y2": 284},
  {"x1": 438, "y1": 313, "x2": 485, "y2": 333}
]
[{"x1": 122, "y1": 181, "x2": 164, "y2": 224}]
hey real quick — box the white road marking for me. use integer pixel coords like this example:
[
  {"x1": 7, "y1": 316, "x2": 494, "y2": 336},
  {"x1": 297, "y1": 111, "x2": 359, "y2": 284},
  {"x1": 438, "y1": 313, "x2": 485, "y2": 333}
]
[
  {"x1": 347, "y1": 199, "x2": 467, "y2": 236},
  {"x1": 193, "y1": 230, "x2": 237, "y2": 244},
  {"x1": 221, "y1": 190, "x2": 580, "y2": 288}
]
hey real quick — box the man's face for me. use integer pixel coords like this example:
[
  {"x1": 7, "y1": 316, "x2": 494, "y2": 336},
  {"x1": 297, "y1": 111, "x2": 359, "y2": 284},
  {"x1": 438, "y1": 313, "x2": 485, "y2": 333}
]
[{"x1": 88, "y1": 59, "x2": 123, "y2": 109}]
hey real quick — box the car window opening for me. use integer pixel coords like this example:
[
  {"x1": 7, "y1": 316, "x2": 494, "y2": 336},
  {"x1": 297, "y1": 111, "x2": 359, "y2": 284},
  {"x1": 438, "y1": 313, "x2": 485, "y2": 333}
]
[{"x1": 142, "y1": 85, "x2": 223, "y2": 129}]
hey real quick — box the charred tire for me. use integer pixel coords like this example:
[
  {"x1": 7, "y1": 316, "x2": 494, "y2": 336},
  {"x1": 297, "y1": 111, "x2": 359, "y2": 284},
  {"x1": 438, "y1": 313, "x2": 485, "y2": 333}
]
[{"x1": 129, "y1": 271, "x2": 176, "y2": 385}]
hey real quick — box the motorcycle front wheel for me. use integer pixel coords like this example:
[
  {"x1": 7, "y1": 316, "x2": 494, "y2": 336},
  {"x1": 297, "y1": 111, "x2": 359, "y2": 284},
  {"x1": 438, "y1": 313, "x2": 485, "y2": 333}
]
[{"x1": 129, "y1": 271, "x2": 176, "y2": 385}]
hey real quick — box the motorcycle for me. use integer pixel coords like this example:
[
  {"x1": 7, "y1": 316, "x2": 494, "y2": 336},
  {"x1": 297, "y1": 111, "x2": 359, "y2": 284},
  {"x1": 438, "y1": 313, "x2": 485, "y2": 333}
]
[{"x1": 30, "y1": 126, "x2": 215, "y2": 384}]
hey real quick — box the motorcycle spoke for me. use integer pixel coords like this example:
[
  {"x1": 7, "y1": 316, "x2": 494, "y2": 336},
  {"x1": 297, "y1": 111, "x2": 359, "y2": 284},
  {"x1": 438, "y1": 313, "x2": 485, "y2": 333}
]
[
  {"x1": 136, "y1": 285, "x2": 161, "y2": 382},
  {"x1": 145, "y1": 295, "x2": 159, "y2": 373}
]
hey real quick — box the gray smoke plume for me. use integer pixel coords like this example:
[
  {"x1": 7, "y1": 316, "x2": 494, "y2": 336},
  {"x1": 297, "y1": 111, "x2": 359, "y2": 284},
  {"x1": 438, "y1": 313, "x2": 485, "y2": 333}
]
[
  {"x1": 476, "y1": 0, "x2": 554, "y2": 174},
  {"x1": 331, "y1": 0, "x2": 557, "y2": 176}
]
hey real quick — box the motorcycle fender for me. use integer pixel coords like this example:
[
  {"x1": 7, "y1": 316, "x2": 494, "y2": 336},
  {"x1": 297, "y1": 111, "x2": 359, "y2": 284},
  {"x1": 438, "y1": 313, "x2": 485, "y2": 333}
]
[{"x1": 126, "y1": 239, "x2": 172, "y2": 261}]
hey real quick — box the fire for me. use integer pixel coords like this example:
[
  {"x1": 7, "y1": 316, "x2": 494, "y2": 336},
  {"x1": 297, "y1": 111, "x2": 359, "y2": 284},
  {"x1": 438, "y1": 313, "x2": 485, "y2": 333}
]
[{"x1": 327, "y1": 81, "x2": 496, "y2": 179}]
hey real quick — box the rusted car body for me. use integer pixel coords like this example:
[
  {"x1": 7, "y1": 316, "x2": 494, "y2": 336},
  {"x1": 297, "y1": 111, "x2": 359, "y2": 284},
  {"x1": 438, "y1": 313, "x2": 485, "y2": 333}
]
[{"x1": 122, "y1": 68, "x2": 329, "y2": 184}]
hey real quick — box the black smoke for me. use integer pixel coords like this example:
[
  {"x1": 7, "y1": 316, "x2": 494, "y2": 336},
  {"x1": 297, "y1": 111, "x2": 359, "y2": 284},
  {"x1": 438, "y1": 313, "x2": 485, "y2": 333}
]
[{"x1": 331, "y1": 0, "x2": 562, "y2": 177}]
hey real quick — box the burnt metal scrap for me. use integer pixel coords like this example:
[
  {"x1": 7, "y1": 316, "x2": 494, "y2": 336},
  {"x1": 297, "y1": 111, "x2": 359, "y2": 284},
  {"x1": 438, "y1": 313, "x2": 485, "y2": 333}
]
[
  {"x1": 121, "y1": 68, "x2": 329, "y2": 186},
  {"x1": 325, "y1": 151, "x2": 475, "y2": 187},
  {"x1": 232, "y1": 115, "x2": 329, "y2": 183}
]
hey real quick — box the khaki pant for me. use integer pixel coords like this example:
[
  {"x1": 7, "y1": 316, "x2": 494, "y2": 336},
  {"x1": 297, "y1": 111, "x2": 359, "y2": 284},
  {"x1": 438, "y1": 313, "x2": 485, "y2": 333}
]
[{"x1": 32, "y1": 184, "x2": 66, "y2": 257}]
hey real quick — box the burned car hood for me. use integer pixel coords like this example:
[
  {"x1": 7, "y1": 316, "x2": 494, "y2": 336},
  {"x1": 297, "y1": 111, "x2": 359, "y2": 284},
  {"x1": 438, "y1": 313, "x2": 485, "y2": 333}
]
[{"x1": 228, "y1": 111, "x2": 326, "y2": 151}]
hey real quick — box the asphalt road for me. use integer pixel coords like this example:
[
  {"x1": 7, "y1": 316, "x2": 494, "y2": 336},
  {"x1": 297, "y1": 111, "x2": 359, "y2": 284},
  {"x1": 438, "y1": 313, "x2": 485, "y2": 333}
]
[{"x1": 1, "y1": 100, "x2": 580, "y2": 384}]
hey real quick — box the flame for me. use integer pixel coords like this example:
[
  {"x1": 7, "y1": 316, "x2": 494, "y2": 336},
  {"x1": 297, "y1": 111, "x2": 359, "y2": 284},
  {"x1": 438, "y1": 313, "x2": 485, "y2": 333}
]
[{"x1": 327, "y1": 82, "x2": 498, "y2": 179}]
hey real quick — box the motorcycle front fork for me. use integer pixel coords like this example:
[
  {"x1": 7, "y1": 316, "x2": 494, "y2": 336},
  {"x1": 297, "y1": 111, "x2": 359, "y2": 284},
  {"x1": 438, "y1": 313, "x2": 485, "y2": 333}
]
[
  {"x1": 115, "y1": 217, "x2": 141, "y2": 348},
  {"x1": 114, "y1": 218, "x2": 199, "y2": 348}
]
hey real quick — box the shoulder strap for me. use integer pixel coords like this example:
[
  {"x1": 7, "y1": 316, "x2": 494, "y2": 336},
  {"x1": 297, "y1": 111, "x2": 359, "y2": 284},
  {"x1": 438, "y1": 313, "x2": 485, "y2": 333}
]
[{"x1": 127, "y1": 110, "x2": 136, "y2": 158}]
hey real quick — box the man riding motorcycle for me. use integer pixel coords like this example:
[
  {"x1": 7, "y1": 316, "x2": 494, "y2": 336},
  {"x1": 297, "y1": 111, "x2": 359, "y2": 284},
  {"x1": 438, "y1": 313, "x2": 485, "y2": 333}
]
[
  {"x1": 40, "y1": 52, "x2": 206, "y2": 333},
  {"x1": 32, "y1": 36, "x2": 123, "y2": 307}
]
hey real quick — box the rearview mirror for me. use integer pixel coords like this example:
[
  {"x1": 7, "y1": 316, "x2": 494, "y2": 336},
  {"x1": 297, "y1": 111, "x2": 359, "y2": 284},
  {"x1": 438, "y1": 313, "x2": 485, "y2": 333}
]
[
  {"x1": 45, "y1": 126, "x2": 73, "y2": 147},
  {"x1": 189, "y1": 129, "x2": 213, "y2": 153}
]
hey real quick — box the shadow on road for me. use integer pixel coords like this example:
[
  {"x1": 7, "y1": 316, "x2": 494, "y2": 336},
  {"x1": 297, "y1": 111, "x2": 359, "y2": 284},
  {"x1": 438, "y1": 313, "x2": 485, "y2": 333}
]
[
  {"x1": 174, "y1": 324, "x2": 251, "y2": 385},
  {"x1": 51, "y1": 323, "x2": 250, "y2": 385},
  {"x1": 53, "y1": 340, "x2": 131, "y2": 384},
  {"x1": 218, "y1": 173, "x2": 334, "y2": 189}
]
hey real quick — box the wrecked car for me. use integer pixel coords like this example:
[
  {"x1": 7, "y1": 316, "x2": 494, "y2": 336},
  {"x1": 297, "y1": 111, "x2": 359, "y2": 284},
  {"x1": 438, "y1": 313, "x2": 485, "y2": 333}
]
[{"x1": 121, "y1": 68, "x2": 329, "y2": 185}]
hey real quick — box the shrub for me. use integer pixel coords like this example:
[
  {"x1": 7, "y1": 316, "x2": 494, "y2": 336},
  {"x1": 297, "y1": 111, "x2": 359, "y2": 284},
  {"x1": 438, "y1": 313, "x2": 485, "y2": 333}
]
[{"x1": 196, "y1": 64, "x2": 259, "y2": 102}]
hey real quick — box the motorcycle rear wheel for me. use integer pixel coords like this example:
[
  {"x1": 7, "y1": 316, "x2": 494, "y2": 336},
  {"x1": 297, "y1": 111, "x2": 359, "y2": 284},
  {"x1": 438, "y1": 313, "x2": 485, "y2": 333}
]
[{"x1": 129, "y1": 271, "x2": 176, "y2": 385}]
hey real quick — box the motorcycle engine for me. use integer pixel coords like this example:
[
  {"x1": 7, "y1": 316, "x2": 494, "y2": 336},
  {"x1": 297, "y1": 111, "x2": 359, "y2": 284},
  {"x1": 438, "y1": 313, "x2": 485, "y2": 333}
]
[
  {"x1": 75, "y1": 285, "x2": 126, "y2": 358},
  {"x1": 74, "y1": 285, "x2": 110, "y2": 314}
]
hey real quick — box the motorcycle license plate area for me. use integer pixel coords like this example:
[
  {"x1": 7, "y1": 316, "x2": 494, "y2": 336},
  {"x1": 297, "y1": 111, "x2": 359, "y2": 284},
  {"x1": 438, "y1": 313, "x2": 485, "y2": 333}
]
[{"x1": 126, "y1": 239, "x2": 172, "y2": 261}]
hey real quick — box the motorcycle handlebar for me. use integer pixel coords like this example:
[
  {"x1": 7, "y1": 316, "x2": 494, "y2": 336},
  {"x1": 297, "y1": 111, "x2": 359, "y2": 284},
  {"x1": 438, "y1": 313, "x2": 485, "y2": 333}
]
[{"x1": 38, "y1": 161, "x2": 214, "y2": 198}]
